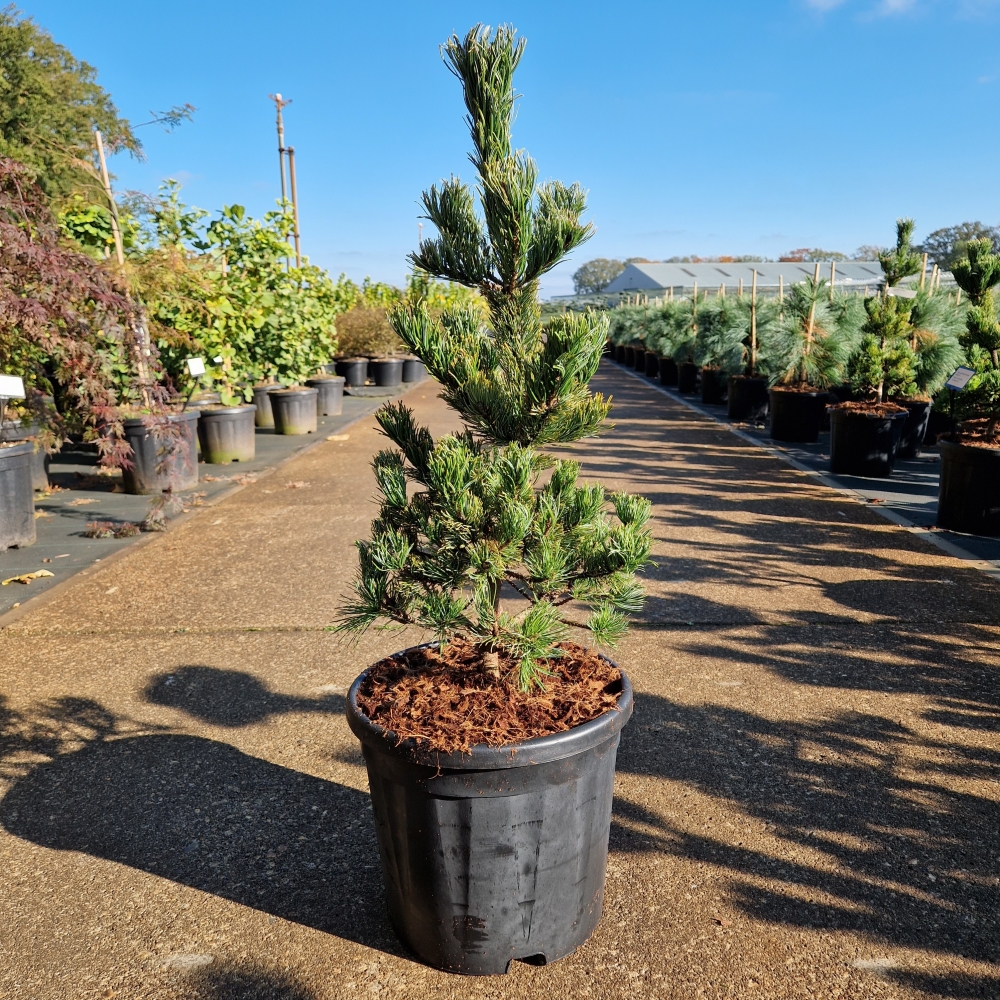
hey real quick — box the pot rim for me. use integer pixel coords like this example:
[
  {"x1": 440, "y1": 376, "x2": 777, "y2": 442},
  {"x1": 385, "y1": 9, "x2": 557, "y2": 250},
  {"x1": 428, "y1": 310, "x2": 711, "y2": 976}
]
[
  {"x1": 252, "y1": 383, "x2": 286, "y2": 392},
  {"x1": 371, "y1": 356, "x2": 404, "y2": 365},
  {"x1": 121, "y1": 410, "x2": 200, "y2": 427},
  {"x1": 770, "y1": 385, "x2": 825, "y2": 397},
  {"x1": 270, "y1": 387, "x2": 318, "y2": 396},
  {"x1": 305, "y1": 375, "x2": 346, "y2": 383},
  {"x1": 0, "y1": 440, "x2": 34, "y2": 456},
  {"x1": 346, "y1": 644, "x2": 633, "y2": 771},
  {"x1": 198, "y1": 404, "x2": 256, "y2": 415},
  {"x1": 939, "y1": 437, "x2": 1000, "y2": 456}
]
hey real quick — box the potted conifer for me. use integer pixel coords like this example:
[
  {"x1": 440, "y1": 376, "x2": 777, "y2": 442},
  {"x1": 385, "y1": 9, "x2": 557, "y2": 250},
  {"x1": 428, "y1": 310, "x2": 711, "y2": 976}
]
[
  {"x1": 767, "y1": 268, "x2": 848, "y2": 442},
  {"x1": 337, "y1": 25, "x2": 650, "y2": 976},
  {"x1": 937, "y1": 238, "x2": 1000, "y2": 534}
]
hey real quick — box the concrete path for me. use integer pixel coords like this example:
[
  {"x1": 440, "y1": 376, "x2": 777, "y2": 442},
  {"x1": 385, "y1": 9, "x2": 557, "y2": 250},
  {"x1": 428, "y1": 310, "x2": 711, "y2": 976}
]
[{"x1": 0, "y1": 365, "x2": 996, "y2": 999}]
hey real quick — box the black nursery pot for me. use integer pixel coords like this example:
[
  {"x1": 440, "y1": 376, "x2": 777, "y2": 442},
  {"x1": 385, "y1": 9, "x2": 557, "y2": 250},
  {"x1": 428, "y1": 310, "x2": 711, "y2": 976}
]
[
  {"x1": 769, "y1": 388, "x2": 826, "y2": 443},
  {"x1": 701, "y1": 367, "x2": 726, "y2": 405},
  {"x1": 2, "y1": 420, "x2": 49, "y2": 490},
  {"x1": 305, "y1": 376, "x2": 345, "y2": 416},
  {"x1": 270, "y1": 388, "x2": 319, "y2": 435},
  {"x1": 829, "y1": 407, "x2": 907, "y2": 478},
  {"x1": 677, "y1": 361, "x2": 699, "y2": 395},
  {"x1": 658, "y1": 357, "x2": 678, "y2": 387},
  {"x1": 346, "y1": 657, "x2": 633, "y2": 976},
  {"x1": 937, "y1": 439, "x2": 1000, "y2": 535},
  {"x1": 895, "y1": 400, "x2": 932, "y2": 460},
  {"x1": 335, "y1": 357, "x2": 369, "y2": 387},
  {"x1": 251, "y1": 384, "x2": 286, "y2": 429},
  {"x1": 727, "y1": 376, "x2": 769, "y2": 422},
  {"x1": 402, "y1": 357, "x2": 427, "y2": 382},
  {"x1": 615, "y1": 345, "x2": 626, "y2": 365},
  {"x1": 632, "y1": 347, "x2": 647, "y2": 371},
  {"x1": 644, "y1": 351, "x2": 659, "y2": 378},
  {"x1": 371, "y1": 357, "x2": 404, "y2": 387},
  {"x1": 0, "y1": 441, "x2": 36, "y2": 551},
  {"x1": 197, "y1": 406, "x2": 256, "y2": 464},
  {"x1": 121, "y1": 411, "x2": 200, "y2": 495},
  {"x1": 623, "y1": 346, "x2": 635, "y2": 368}
]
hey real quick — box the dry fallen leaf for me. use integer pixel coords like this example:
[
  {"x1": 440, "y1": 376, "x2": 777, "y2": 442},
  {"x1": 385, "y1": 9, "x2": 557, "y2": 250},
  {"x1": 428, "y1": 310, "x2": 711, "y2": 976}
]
[
  {"x1": 327, "y1": 433, "x2": 350, "y2": 442},
  {"x1": 285, "y1": 481, "x2": 310, "y2": 489},
  {"x1": 714, "y1": 917, "x2": 733, "y2": 928},
  {"x1": 868, "y1": 497, "x2": 885, "y2": 505},
  {"x1": 67, "y1": 497, "x2": 99, "y2": 506},
  {"x1": 33, "y1": 510, "x2": 53, "y2": 519},
  {"x1": 2, "y1": 570, "x2": 55, "y2": 586}
]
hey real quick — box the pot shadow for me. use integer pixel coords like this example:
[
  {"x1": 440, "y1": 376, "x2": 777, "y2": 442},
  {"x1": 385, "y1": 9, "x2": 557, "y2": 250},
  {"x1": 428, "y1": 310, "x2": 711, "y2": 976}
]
[
  {"x1": 0, "y1": 721, "x2": 399, "y2": 956},
  {"x1": 143, "y1": 666, "x2": 345, "y2": 727},
  {"x1": 609, "y1": 692, "x2": 999, "y2": 977}
]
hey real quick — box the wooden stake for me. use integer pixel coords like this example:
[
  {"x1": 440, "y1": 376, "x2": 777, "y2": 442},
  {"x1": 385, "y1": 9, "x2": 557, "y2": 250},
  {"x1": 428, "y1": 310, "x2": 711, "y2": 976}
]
[
  {"x1": 738, "y1": 277, "x2": 743, "y2": 298},
  {"x1": 829, "y1": 260, "x2": 836, "y2": 302},
  {"x1": 778, "y1": 274, "x2": 784, "y2": 302},
  {"x1": 287, "y1": 146, "x2": 302, "y2": 268},
  {"x1": 719, "y1": 283, "x2": 725, "y2": 299},
  {"x1": 919, "y1": 252, "x2": 928, "y2": 289},
  {"x1": 94, "y1": 130, "x2": 124, "y2": 268}
]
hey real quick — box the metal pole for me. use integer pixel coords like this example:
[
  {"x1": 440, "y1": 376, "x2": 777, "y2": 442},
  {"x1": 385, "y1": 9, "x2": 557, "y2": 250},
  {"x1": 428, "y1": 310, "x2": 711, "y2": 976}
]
[
  {"x1": 287, "y1": 146, "x2": 302, "y2": 268},
  {"x1": 269, "y1": 93, "x2": 291, "y2": 205}
]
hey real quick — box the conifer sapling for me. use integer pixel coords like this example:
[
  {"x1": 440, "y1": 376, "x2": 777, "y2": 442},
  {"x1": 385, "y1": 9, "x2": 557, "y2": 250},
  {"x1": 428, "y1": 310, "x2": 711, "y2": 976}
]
[{"x1": 336, "y1": 25, "x2": 652, "y2": 690}]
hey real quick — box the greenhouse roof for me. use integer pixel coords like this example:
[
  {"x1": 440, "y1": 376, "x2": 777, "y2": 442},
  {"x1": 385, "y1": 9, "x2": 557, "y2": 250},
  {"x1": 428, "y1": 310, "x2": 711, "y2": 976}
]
[{"x1": 603, "y1": 260, "x2": 888, "y2": 293}]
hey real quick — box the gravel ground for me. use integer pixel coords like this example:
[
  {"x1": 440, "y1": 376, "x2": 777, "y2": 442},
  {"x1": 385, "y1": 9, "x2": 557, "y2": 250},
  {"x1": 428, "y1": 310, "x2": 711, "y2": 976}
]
[{"x1": 0, "y1": 365, "x2": 996, "y2": 999}]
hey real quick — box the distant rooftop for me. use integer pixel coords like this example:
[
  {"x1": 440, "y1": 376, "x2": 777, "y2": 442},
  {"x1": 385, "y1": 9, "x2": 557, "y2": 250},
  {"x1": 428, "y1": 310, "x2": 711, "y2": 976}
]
[{"x1": 603, "y1": 260, "x2": 888, "y2": 294}]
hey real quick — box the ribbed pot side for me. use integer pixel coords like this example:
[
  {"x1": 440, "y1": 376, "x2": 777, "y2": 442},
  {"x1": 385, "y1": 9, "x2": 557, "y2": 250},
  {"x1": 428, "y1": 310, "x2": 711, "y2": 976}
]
[
  {"x1": 347, "y1": 659, "x2": 633, "y2": 976},
  {"x1": 0, "y1": 441, "x2": 36, "y2": 550},
  {"x1": 937, "y1": 439, "x2": 1000, "y2": 536}
]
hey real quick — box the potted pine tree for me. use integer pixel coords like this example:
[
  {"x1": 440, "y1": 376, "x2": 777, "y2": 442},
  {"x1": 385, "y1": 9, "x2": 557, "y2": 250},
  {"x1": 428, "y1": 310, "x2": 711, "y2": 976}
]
[
  {"x1": 937, "y1": 238, "x2": 1000, "y2": 534},
  {"x1": 767, "y1": 267, "x2": 849, "y2": 442},
  {"x1": 337, "y1": 26, "x2": 650, "y2": 976}
]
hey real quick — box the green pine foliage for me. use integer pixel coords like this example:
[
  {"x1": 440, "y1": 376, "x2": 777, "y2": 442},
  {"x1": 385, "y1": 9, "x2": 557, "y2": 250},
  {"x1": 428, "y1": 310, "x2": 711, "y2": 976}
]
[
  {"x1": 878, "y1": 218, "x2": 923, "y2": 289},
  {"x1": 950, "y1": 238, "x2": 1000, "y2": 430},
  {"x1": 336, "y1": 25, "x2": 653, "y2": 688}
]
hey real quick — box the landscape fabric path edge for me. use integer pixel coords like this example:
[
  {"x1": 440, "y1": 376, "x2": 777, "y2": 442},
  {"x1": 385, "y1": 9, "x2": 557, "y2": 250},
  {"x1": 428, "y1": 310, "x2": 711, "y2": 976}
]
[{"x1": 612, "y1": 363, "x2": 1000, "y2": 583}]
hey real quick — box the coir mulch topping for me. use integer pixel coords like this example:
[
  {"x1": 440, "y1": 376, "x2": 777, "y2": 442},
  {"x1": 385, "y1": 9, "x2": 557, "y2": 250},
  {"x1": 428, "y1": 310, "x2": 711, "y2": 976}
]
[
  {"x1": 944, "y1": 418, "x2": 1000, "y2": 449},
  {"x1": 355, "y1": 638, "x2": 623, "y2": 753}
]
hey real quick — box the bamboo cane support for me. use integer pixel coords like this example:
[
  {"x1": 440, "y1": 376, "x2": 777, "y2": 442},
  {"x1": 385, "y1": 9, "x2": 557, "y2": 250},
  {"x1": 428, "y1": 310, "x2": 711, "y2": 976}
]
[{"x1": 287, "y1": 146, "x2": 302, "y2": 268}]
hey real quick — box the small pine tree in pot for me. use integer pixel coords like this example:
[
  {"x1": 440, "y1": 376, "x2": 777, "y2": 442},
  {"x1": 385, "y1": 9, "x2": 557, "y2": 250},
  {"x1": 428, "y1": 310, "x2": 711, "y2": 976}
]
[
  {"x1": 338, "y1": 25, "x2": 651, "y2": 975},
  {"x1": 937, "y1": 238, "x2": 1000, "y2": 533}
]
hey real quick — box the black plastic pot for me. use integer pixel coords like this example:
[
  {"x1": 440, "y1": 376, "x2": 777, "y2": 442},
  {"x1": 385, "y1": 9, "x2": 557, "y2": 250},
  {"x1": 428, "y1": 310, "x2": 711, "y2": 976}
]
[
  {"x1": 658, "y1": 357, "x2": 678, "y2": 387},
  {"x1": 604, "y1": 341, "x2": 614, "y2": 357},
  {"x1": 769, "y1": 388, "x2": 826, "y2": 443},
  {"x1": 251, "y1": 384, "x2": 286, "y2": 429},
  {"x1": 925, "y1": 408, "x2": 954, "y2": 446},
  {"x1": 371, "y1": 357, "x2": 404, "y2": 387},
  {"x1": 644, "y1": 351, "x2": 659, "y2": 377},
  {"x1": 336, "y1": 357, "x2": 368, "y2": 387},
  {"x1": 727, "y1": 376, "x2": 769, "y2": 422},
  {"x1": 677, "y1": 361, "x2": 699, "y2": 395},
  {"x1": 632, "y1": 347, "x2": 647, "y2": 371},
  {"x1": 829, "y1": 407, "x2": 907, "y2": 478},
  {"x1": 623, "y1": 346, "x2": 635, "y2": 368},
  {"x1": 321, "y1": 362, "x2": 339, "y2": 375},
  {"x1": 197, "y1": 406, "x2": 256, "y2": 464},
  {"x1": 2, "y1": 420, "x2": 49, "y2": 490},
  {"x1": 270, "y1": 388, "x2": 318, "y2": 435},
  {"x1": 346, "y1": 655, "x2": 633, "y2": 976},
  {"x1": 402, "y1": 357, "x2": 427, "y2": 382},
  {"x1": 615, "y1": 345, "x2": 626, "y2": 364},
  {"x1": 937, "y1": 439, "x2": 1000, "y2": 535},
  {"x1": 305, "y1": 376, "x2": 345, "y2": 416},
  {"x1": 895, "y1": 400, "x2": 932, "y2": 460},
  {"x1": 0, "y1": 441, "x2": 36, "y2": 550},
  {"x1": 121, "y1": 411, "x2": 200, "y2": 495},
  {"x1": 187, "y1": 391, "x2": 222, "y2": 408},
  {"x1": 701, "y1": 367, "x2": 726, "y2": 405}
]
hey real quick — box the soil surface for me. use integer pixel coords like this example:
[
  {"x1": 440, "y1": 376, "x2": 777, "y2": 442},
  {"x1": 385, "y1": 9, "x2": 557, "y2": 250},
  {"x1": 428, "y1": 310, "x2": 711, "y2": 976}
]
[
  {"x1": 0, "y1": 366, "x2": 996, "y2": 999},
  {"x1": 830, "y1": 401, "x2": 908, "y2": 416},
  {"x1": 356, "y1": 639, "x2": 622, "y2": 752}
]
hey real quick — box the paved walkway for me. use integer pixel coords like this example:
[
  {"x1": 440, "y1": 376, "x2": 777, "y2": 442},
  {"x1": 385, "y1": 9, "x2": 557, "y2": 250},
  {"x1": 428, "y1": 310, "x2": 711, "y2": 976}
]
[{"x1": 0, "y1": 365, "x2": 996, "y2": 999}]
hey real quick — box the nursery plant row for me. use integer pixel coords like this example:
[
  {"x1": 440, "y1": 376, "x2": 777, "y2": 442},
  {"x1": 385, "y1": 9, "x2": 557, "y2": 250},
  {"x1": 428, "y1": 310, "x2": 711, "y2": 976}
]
[{"x1": 605, "y1": 221, "x2": 1000, "y2": 537}]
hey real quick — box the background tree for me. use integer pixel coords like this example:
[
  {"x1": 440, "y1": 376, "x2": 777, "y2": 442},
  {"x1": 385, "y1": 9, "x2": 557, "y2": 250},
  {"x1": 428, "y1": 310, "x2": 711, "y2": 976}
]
[
  {"x1": 338, "y1": 25, "x2": 652, "y2": 688},
  {"x1": 0, "y1": 7, "x2": 139, "y2": 199},
  {"x1": 572, "y1": 257, "x2": 625, "y2": 294},
  {"x1": 779, "y1": 248, "x2": 848, "y2": 262},
  {"x1": 918, "y1": 221, "x2": 1000, "y2": 271}
]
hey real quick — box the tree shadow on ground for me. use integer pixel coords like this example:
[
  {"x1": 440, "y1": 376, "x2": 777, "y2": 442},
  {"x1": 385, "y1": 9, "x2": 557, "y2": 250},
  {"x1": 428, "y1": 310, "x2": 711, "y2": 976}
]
[
  {"x1": 0, "y1": 695, "x2": 399, "y2": 956},
  {"x1": 182, "y1": 960, "x2": 318, "y2": 1000},
  {"x1": 143, "y1": 666, "x2": 345, "y2": 727},
  {"x1": 610, "y1": 690, "x2": 999, "y2": 995}
]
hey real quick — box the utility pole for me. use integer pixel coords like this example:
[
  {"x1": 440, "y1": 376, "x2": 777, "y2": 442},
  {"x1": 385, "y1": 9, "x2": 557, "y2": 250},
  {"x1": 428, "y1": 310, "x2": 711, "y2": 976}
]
[{"x1": 268, "y1": 93, "x2": 291, "y2": 205}]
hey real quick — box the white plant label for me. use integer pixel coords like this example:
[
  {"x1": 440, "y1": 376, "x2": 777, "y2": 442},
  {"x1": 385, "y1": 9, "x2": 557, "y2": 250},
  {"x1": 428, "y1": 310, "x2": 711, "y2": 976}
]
[
  {"x1": 0, "y1": 374, "x2": 25, "y2": 398},
  {"x1": 186, "y1": 358, "x2": 207, "y2": 377},
  {"x1": 945, "y1": 366, "x2": 975, "y2": 391}
]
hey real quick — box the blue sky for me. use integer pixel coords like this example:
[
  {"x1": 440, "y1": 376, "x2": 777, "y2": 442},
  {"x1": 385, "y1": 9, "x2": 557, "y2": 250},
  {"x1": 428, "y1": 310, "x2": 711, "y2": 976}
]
[{"x1": 28, "y1": 0, "x2": 1000, "y2": 296}]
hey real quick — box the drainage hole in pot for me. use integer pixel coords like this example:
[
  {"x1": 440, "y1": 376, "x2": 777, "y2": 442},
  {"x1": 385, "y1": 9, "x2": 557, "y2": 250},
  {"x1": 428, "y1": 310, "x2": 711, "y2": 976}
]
[{"x1": 519, "y1": 954, "x2": 549, "y2": 967}]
